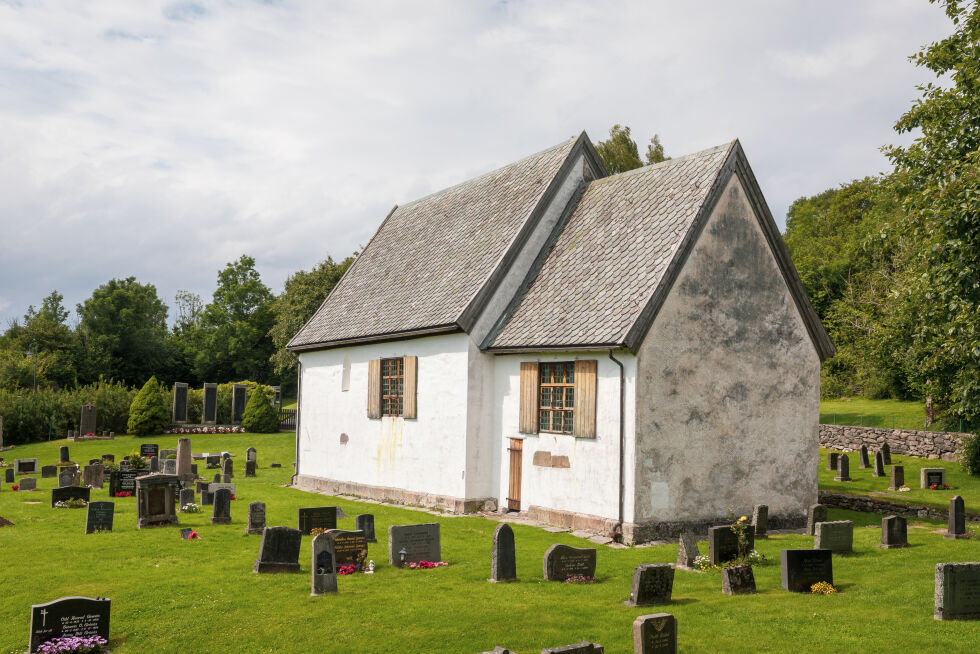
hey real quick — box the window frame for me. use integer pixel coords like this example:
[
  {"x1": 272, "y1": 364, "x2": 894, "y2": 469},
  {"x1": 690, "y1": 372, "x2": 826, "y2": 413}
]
[
  {"x1": 538, "y1": 361, "x2": 575, "y2": 435},
  {"x1": 380, "y1": 357, "x2": 404, "y2": 417}
]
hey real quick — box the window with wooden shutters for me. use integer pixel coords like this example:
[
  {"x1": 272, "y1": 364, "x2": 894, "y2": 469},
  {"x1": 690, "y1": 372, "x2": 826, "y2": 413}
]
[
  {"x1": 519, "y1": 362, "x2": 539, "y2": 434},
  {"x1": 539, "y1": 362, "x2": 575, "y2": 434},
  {"x1": 381, "y1": 357, "x2": 404, "y2": 416},
  {"x1": 572, "y1": 359, "x2": 597, "y2": 438},
  {"x1": 403, "y1": 356, "x2": 418, "y2": 419},
  {"x1": 367, "y1": 359, "x2": 381, "y2": 419}
]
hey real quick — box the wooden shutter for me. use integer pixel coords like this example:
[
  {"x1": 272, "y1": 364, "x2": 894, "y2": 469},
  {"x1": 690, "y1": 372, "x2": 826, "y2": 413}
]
[
  {"x1": 519, "y1": 362, "x2": 539, "y2": 434},
  {"x1": 367, "y1": 359, "x2": 381, "y2": 419},
  {"x1": 573, "y1": 360, "x2": 597, "y2": 438},
  {"x1": 403, "y1": 355, "x2": 418, "y2": 419}
]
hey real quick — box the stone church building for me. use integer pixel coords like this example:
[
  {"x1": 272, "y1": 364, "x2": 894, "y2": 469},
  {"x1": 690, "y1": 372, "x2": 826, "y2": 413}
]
[{"x1": 288, "y1": 132, "x2": 834, "y2": 542}]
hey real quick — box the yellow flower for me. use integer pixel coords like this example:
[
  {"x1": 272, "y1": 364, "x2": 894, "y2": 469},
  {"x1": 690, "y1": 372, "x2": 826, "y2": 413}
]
[{"x1": 738, "y1": 516, "x2": 748, "y2": 523}]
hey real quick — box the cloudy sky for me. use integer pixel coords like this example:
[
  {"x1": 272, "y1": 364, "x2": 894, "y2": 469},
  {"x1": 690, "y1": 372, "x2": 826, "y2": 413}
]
[{"x1": 0, "y1": 1, "x2": 952, "y2": 327}]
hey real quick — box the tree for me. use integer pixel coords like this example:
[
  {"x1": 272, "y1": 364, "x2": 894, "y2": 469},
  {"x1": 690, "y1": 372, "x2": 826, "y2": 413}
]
[
  {"x1": 241, "y1": 387, "x2": 279, "y2": 433},
  {"x1": 645, "y1": 134, "x2": 670, "y2": 165},
  {"x1": 594, "y1": 124, "x2": 644, "y2": 174},
  {"x1": 0, "y1": 290, "x2": 77, "y2": 389},
  {"x1": 127, "y1": 376, "x2": 170, "y2": 436},
  {"x1": 883, "y1": 0, "x2": 980, "y2": 423},
  {"x1": 269, "y1": 255, "x2": 355, "y2": 385}
]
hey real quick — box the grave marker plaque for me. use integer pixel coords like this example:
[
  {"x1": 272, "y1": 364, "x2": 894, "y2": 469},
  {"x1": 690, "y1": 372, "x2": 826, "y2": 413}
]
[
  {"x1": 355, "y1": 513, "x2": 376, "y2": 542},
  {"x1": 29, "y1": 596, "x2": 111, "y2": 653},
  {"x1": 542, "y1": 543, "x2": 596, "y2": 581},
  {"x1": 389, "y1": 523, "x2": 442, "y2": 567},
  {"x1": 626, "y1": 563, "x2": 674, "y2": 605},
  {"x1": 222, "y1": 457, "x2": 233, "y2": 479},
  {"x1": 231, "y1": 384, "x2": 247, "y2": 425},
  {"x1": 935, "y1": 562, "x2": 980, "y2": 620},
  {"x1": 176, "y1": 437, "x2": 194, "y2": 481},
  {"x1": 58, "y1": 467, "x2": 75, "y2": 488},
  {"x1": 5, "y1": 468, "x2": 14, "y2": 483},
  {"x1": 254, "y1": 526, "x2": 302, "y2": 573},
  {"x1": 79, "y1": 403, "x2": 97, "y2": 436},
  {"x1": 490, "y1": 523, "x2": 517, "y2": 583},
  {"x1": 208, "y1": 481, "x2": 236, "y2": 495},
  {"x1": 921, "y1": 467, "x2": 946, "y2": 489},
  {"x1": 202, "y1": 383, "x2": 218, "y2": 424},
  {"x1": 813, "y1": 520, "x2": 853, "y2": 553},
  {"x1": 781, "y1": 549, "x2": 833, "y2": 593},
  {"x1": 16, "y1": 458, "x2": 39, "y2": 474},
  {"x1": 246, "y1": 447, "x2": 256, "y2": 462},
  {"x1": 541, "y1": 642, "x2": 603, "y2": 654},
  {"x1": 172, "y1": 382, "x2": 189, "y2": 424},
  {"x1": 85, "y1": 501, "x2": 114, "y2": 534},
  {"x1": 880, "y1": 515, "x2": 908, "y2": 549},
  {"x1": 297, "y1": 506, "x2": 337, "y2": 535},
  {"x1": 179, "y1": 488, "x2": 195, "y2": 508},
  {"x1": 244, "y1": 460, "x2": 256, "y2": 478},
  {"x1": 51, "y1": 486, "x2": 90, "y2": 507},
  {"x1": 139, "y1": 443, "x2": 159, "y2": 459},
  {"x1": 82, "y1": 464, "x2": 103, "y2": 489},
  {"x1": 633, "y1": 613, "x2": 677, "y2": 654}
]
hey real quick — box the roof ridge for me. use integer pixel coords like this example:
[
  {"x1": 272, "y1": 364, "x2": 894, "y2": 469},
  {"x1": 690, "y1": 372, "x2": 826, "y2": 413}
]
[{"x1": 590, "y1": 140, "x2": 735, "y2": 185}]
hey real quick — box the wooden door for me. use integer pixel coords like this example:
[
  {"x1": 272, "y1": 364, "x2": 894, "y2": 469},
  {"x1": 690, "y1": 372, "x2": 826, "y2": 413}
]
[{"x1": 507, "y1": 438, "x2": 523, "y2": 511}]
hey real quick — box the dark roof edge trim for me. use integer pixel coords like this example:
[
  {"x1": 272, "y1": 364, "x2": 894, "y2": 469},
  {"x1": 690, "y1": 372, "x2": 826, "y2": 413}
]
[
  {"x1": 486, "y1": 343, "x2": 626, "y2": 355},
  {"x1": 457, "y1": 132, "x2": 606, "y2": 332},
  {"x1": 286, "y1": 204, "x2": 398, "y2": 350},
  {"x1": 289, "y1": 324, "x2": 461, "y2": 353}
]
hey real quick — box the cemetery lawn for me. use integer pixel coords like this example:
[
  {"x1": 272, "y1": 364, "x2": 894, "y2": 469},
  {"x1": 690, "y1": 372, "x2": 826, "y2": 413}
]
[
  {"x1": 820, "y1": 397, "x2": 930, "y2": 430},
  {"x1": 2, "y1": 436, "x2": 980, "y2": 652}
]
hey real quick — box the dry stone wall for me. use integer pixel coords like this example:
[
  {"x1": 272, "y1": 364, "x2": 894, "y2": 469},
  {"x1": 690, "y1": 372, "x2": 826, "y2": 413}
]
[{"x1": 818, "y1": 424, "x2": 966, "y2": 461}]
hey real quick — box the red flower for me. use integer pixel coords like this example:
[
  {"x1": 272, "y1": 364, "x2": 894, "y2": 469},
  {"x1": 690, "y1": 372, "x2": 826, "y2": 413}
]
[
  {"x1": 11, "y1": 485, "x2": 18, "y2": 491},
  {"x1": 230, "y1": 494, "x2": 236, "y2": 500},
  {"x1": 189, "y1": 531, "x2": 199, "y2": 539}
]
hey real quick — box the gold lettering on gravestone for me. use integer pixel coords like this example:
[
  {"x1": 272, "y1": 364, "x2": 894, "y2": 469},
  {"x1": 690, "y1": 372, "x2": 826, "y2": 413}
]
[{"x1": 644, "y1": 617, "x2": 671, "y2": 648}]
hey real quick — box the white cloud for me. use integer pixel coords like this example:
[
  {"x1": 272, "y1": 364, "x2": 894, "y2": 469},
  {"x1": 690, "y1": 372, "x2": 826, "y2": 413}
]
[{"x1": 0, "y1": 0, "x2": 952, "y2": 326}]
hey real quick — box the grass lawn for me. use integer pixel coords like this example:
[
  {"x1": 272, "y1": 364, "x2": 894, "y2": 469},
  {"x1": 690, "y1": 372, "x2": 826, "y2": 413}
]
[
  {"x1": 820, "y1": 397, "x2": 935, "y2": 430},
  {"x1": 3, "y1": 436, "x2": 980, "y2": 652}
]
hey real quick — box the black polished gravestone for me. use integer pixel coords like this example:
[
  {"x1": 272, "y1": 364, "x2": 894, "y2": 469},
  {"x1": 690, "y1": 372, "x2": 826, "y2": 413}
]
[
  {"x1": 781, "y1": 549, "x2": 833, "y2": 593},
  {"x1": 826, "y1": 452, "x2": 838, "y2": 472},
  {"x1": 880, "y1": 515, "x2": 908, "y2": 549},
  {"x1": 355, "y1": 513, "x2": 376, "y2": 543},
  {"x1": 115, "y1": 468, "x2": 144, "y2": 496},
  {"x1": 633, "y1": 613, "x2": 677, "y2": 654},
  {"x1": 297, "y1": 506, "x2": 338, "y2": 535},
  {"x1": 707, "y1": 525, "x2": 754, "y2": 566},
  {"x1": 172, "y1": 382, "x2": 189, "y2": 424},
  {"x1": 51, "y1": 486, "x2": 90, "y2": 508},
  {"x1": 244, "y1": 460, "x2": 256, "y2": 478},
  {"x1": 29, "y1": 596, "x2": 110, "y2": 653},
  {"x1": 626, "y1": 563, "x2": 674, "y2": 606},
  {"x1": 85, "y1": 501, "x2": 114, "y2": 534},
  {"x1": 542, "y1": 544, "x2": 597, "y2": 581},
  {"x1": 231, "y1": 383, "x2": 247, "y2": 425},
  {"x1": 5, "y1": 468, "x2": 14, "y2": 483},
  {"x1": 41, "y1": 465, "x2": 58, "y2": 479},
  {"x1": 489, "y1": 523, "x2": 517, "y2": 583},
  {"x1": 139, "y1": 443, "x2": 159, "y2": 459},
  {"x1": 946, "y1": 496, "x2": 967, "y2": 539},
  {"x1": 59, "y1": 446, "x2": 70, "y2": 462},
  {"x1": 935, "y1": 562, "x2": 980, "y2": 620},
  {"x1": 79, "y1": 403, "x2": 97, "y2": 435},
  {"x1": 389, "y1": 523, "x2": 442, "y2": 567},
  {"x1": 253, "y1": 526, "x2": 302, "y2": 573},
  {"x1": 211, "y1": 488, "x2": 232, "y2": 525},
  {"x1": 326, "y1": 529, "x2": 368, "y2": 568},
  {"x1": 203, "y1": 382, "x2": 218, "y2": 424}
]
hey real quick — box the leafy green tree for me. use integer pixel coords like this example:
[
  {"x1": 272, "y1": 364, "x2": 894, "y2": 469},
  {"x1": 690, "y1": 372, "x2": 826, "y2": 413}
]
[
  {"x1": 240, "y1": 387, "x2": 279, "y2": 433},
  {"x1": 127, "y1": 375, "x2": 170, "y2": 435},
  {"x1": 594, "y1": 124, "x2": 644, "y2": 174},
  {"x1": 645, "y1": 134, "x2": 670, "y2": 164}
]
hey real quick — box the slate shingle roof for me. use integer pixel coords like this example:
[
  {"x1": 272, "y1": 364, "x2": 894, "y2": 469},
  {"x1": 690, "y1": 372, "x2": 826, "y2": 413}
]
[
  {"x1": 288, "y1": 136, "x2": 579, "y2": 349},
  {"x1": 487, "y1": 142, "x2": 734, "y2": 349}
]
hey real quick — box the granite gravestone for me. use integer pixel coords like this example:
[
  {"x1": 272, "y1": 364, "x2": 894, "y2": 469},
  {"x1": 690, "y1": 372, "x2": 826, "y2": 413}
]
[
  {"x1": 16, "y1": 458, "x2": 39, "y2": 474},
  {"x1": 935, "y1": 562, "x2": 980, "y2": 620},
  {"x1": 89, "y1": 459, "x2": 100, "y2": 466},
  {"x1": 200, "y1": 489, "x2": 213, "y2": 506},
  {"x1": 946, "y1": 495, "x2": 967, "y2": 539},
  {"x1": 626, "y1": 564, "x2": 674, "y2": 605},
  {"x1": 752, "y1": 504, "x2": 768, "y2": 538},
  {"x1": 707, "y1": 525, "x2": 754, "y2": 566},
  {"x1": 311, "y1": 532, "x2": 338, "y2": 595},
  {"x1": 211, "y1": 488, "x2": 232, "y2": 524},
  {"x1": 543, "y1": 544, "x2": 596, "y2": 581},
  {"x1": 163, "y1": 459, "x2": 177, "y2": 475},
  {"x1": 633, "y1": 613, "x2": 677, "y2": 654},
  {"x1": 5, "y1": 468, "x2": 14, "y2": 483},
  {"x1": 101, "y1": 454, "x2": 114, "y2": 463},
  {"x1": 676, "y1": 533, "x2": 699, "y2": 569},
  {"x1": 880, "y1": 515, "x2": 908, "y2": 549},
  {"x1": 889, "y1": 465, "x2": 905, "y2": 491},
  {"x1": 85, "y1": 501, "x2": 114, "y2": 534},
  {"x1": 116, "y1": 468, "x2": 143, "y2": 496},
  {"x1": 79, "y1": 403, "x2": 97, "y2": 435},
  {"x1": 297, "y1": 506, "x2": 338, "y2": 535},
  {"x1": 244, "y1": 460, "x2": 256, "y2": 478},
  {"x1": 921, "y1": 468, "x2": 946, "y2": 489},
  {"x1": 389, "y1": 523, "x2": 442, "y2": 567},
  {"x1": 490, "y1": 523, "x2": 517, "y2": 583},
  {"x1": 208, "y1": 482, "x2": 236, "y2": 496},
  {"x1": 202, "y1": 383, "x2": 218, "y2": 424},
  {"x1": 722, "y1": 564, "x2": 756, "y2": 595},
  {"x1": 826, "y1": 452, "x2": 838, "y2": 471},
  {"x1": 176, "y1": 437, "x2": 194, "y2": 481},
  {"x1": 873, "y1": 451, "x2": 885, "y2": 477},
  {"x1": 355, "y1": 514, "x2": 376, "y2": 542},
  {"x1": 835, "y1": 454, "x2": 851, "y2": 482},
  {"x1": 246, "y1": 447, "x2": 257, "y2": 463},
  {"x1": 179, "y1": 488, "x2": 195, "y2": 508},
  {"x1": 222, "y1": 457, "x2": 233, "y2": 479},
  {"x1": 51, "y1": 486, "x2": 90, "y2": 507},
  {"x1": 82, "y1": 464, "x2": 103, "y2": 489},
  {"x1": 253, "y1": 526, "x2": 302, "y2": 573},
  {"x1": 57, "y1": 466, "x2": 74, "y2": 488},
  {"x1": 781, "y1": 549, "x2": 833, "y2": 592},
  {"x1": 148, "y1": 457, "x2": 160, "y2": 474},
  {"x1": 813, "y1": 520, "x2": 853, "y2": 553},
  {"x1": 806, "y1": 504, "x2": 827, "y2": 536},
  {"x1": 19, "y1": 477, "x2": 36, "y2": 491},
  {"x1": 139, "y1": 443, "x2": 159, "y2": 459},
  {"x1": 29, "y1": 596, "x2": 110, "y2": 653},
  {"x1": 881, "y1": 441, "x2": 892, "y2": 465},
  {"x1": 327, "y1": 529, "x2": 368, "y2": 568},
  {"x1": 195, "y1": 480, "x2": 209, "y2": 493},
  {"x1": 41, "y1": 465, "x2": 57, "y2": 479},
  {"x1": 59, "y1": 446, "x2": 70, "y2": 462},
  {"x1": 859, "y1": 445, "x2": 870, "y2": 469},
  {"x1": 172, "y1": 382, "x2": 189, "y2": 424},
  {"x1": 247, "y1": 501, "x2": 266, "y2": 535},
  {"x1": 231, "y1": 384, "x2": 247, "y2": 424},
  {"x1": 135, "y1": 474, "x2": 179, "y2": 528}
]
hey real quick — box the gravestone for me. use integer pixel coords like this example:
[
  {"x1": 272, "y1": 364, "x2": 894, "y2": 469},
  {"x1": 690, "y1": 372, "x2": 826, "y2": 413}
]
[
  {"x1": 355, "y1": 514, "x2": 376, "y2": 542},
  {"x1": 327, "y1": 529, "x2": 368, "y2": 568},
  {"x1": 148, "y1": 457, "x2": 160, "y2": 473},
  {"x1": 722, "y1": 564, "x2": 756, "y2": 595},
  {"x1": 101, "y1": 454, "x2": 114, "y2": 463},
  {"x1": 298, "y1": 506, "x2": 338, "y2": 535},
  {"x1": 85, "y1": 501, "x2": 114, "y2": 534},
  {"x1": 246, "y1": 447, "x2": 256, "y2": 463},
  {"x1": 873, "y1": 451, "x2": 885, "y2": 477},
  {"x1": 79, "y1": 403, "x2": 97, "y2": 435},
  {"x1": 206, "y1": 454, "x2": 220, "y2": 469},
  {"x1": 835, "y1": 454, "x2": 851, "y2": 482},
  {"x1": 270, "y1": 463, "x2": 282, "y2": 468},
  {"x1": 119, "y1": 459, "x2": 131, "y2": 471},
  {"x1": 116, "y1": 468, "x2": 143, "y2": 495},
  {"x1": 139, "y1": 443, "x2": 159, "y2": 459},
  {"x1": 311, "y1": 532, "x2": 338, "y2": 595},
  {"x1": 244, "y1": 460, "x2": 256, "y2": 478},
  {"x1": 231, "y1": 384, "x2": 247, "y2": 424},
  {"x1": 921, "y1": 467, "x2": 946, "y2": 489},
  {"x1": 201, "y1": 489, "x2": 213, "y2": 506},
  {"x1": 203, "y1": 382, "x2": 218, "y2": 424},
  {"x1": 708, "y1": 525, "x2": 754, "y2": 565},
  {"x1": 859, "y1": 444, "x2": 870, "y2": 469},
  {"x1": 676, "y1": 533, "x2": 699, "y2": 569},
  {"x1": 59, "y1": 446, "x2": 70, "y2": 462},
  {"x1": 179, "y1": 488, "x2": 195, "y2": 508},
  {"x1": 5, "y1": 468, "x2": 14, "y2": 483},
  {"x1": 935, "y1": 562, "x2": 980, "y2": 620},
  {"x1": 889, "y1": 465, "x2": 905, "y2": 491},
  {"x1": 51, "y1": 486, "x2": 90, "y2": 507},
  {"x1": 19, "y1": 477, "x2": 36, "y2": 491},
  {"x1": 253, "y1": 526, "x2": 302, "y2": 573},
  {"x1": 542, "y1": 544, "x2": 596, "y2": 581},
  {"x1": 41, "y1": 465, "x2": 57, "y2": 479},
  {"x1": 82, "y1": 464, "x2": 103, "y2": 489},
  {"x1": 946, "y1": 495, "x2": 967, "y2": 539},
  {"x1": 813, "y1": 520, "x2": 853, "y2": 553},
  {"x1": 541, "y1": 642, "x2": 604, "y2": 654},
  {"x1": 626, "y1": 563, "x2": 674, "y2": 605},
  {"x1": 211, "y1": 488, "x2": 232, "y2": 524},
  {"x1": 222, "y1": 451, "x2": 231, "y2": 462},
  {"x1": 247, "y1": 502, "x2": 266, "y2": 535},
  {"x1": 136, "y1": 474, "x2": 179, "y2": 528},
  {"x1": 222, "y1": 457, "x2": 233, "y2": 479},
  {"x1": 16, "y1": 458, "x2": 39, "y2": 474},
  {"x1": 73, "y1": 469, "x2": 81, "y2": 486},
  {"x1": 490, "y1": 523, "x2": 517, "y2": 583},
  {"x1": 176, "y1": 437, "x2": 194, "y2": 481},
  {"x1": 172, "y1": 382, "x2": 189, "y2": 424},
  {"x1": 163, "y1": 459, "x2": 177, "y2": 475},
  {"x1": 195, "y1": 480, "x2": 209, "y2": 493},
  {"x1": 213, "y1": 473, "x2": 221, "y2": 483},
  {"x1": 389, "y1": 523, "x2": 442, "y2": 567},
  {"x1": 633, "y1": 613, "x2": 677, "y2": 654},
  {"x1": 752, "y1": 504, "x2": 768, "y2": 538},
  {"x1": 881, "y1": 441, "x2": 891, "y2": 465},
  {"x1": 880, "y1": 515, "x2": 908, "y2": 549},
  {"x1": 29, "y1": 596, "x2": 111, "y2": 653},
  {"x1": 826, "y1": 452, "x2": 838, "y2": 471},
  {"x1": 208, "y1": 481, "x2": 236, "y2": 496},
  {"x1": 89, "y1": 458, "x2": 100, "y2": 465},
  {"x1": 781, "y1": 549, "x2": 833, "y2": 592}
]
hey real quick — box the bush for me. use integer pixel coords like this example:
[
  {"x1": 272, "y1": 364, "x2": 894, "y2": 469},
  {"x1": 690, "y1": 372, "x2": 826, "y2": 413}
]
[
  {"x1": 961, "y1": 433, "x2": 980, "y2": 476},
  {"x1": 0, "y1": 379, "x2": 134, "y2": 444},
  {"x1": 127, "y1": 376, "x2": 170, "y2": 436},
  {"x1": 241, "y1": 387, "x2": 279, "y2": 433}
]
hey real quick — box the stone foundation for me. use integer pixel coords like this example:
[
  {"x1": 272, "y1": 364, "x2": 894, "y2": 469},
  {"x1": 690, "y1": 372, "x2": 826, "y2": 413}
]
[
  {"x1": 819, "y1": 424, "x2": 966, "y2": 461},
  {"x1": 292, "y1": 474, "x2": 497, "y2": 514}
]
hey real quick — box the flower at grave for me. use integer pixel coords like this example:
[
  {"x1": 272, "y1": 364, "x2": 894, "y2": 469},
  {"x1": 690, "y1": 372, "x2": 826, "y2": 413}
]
[
  {"x1": 37, "y1": 635, "x2": 108, "y2": 653},
  {"x1": 810, "y1": 581, "x2": 837, "y2": 595},
  {"x1": 563, "y1": 574, "x2": 597, "y2": 584},
  {"x1": 230, "y1": 493, "x2": 236, "y2": 500},
  {"x1": 693, "y1": 554, "x2": 715, "y2": 572},
  {"x1": 338, "y1": 563, "x2": 359, "y2": 575},
  {"x1": 407, "y1": 560, "x2": 448, "y2": 570},
  {"x1": 11, "y1": 485, "x2": 18, "y2": 491},
  {"x1": 747, "y1": 549, "x2": 766, "y2": 564},
  {"x1": 189, "y1": 530, "x2": 199, "y2": 539}
]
